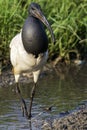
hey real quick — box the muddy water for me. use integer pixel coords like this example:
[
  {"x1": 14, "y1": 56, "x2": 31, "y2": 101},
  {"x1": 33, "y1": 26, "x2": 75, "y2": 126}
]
[{"x1": 0, "y1": 65, "x2": 87, "y2": 130}]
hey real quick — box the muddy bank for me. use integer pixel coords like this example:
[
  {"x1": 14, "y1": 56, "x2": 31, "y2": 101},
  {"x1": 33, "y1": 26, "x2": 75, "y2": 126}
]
[{"x1": 42, "y1": 103, "x2": 87, "y2": 130}]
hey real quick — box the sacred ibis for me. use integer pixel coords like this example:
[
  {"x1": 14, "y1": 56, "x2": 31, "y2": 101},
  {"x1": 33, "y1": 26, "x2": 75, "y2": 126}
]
[{"x1": 10, "y1": 2, "x2": 55, "y2": 119}]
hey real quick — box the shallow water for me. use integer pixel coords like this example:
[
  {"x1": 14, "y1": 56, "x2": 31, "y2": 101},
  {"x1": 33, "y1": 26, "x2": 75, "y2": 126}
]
[{"x1": 0, "y1": 65, "x2": 87, "y2": 130}]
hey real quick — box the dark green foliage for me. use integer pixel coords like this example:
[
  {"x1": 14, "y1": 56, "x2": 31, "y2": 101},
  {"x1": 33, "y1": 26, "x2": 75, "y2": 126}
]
[{"x1": 0, "y1": 0, "x2": 87, "y2": 68}]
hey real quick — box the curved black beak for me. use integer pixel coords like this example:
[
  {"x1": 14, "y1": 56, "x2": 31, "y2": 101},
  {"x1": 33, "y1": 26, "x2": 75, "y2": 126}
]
[{"x1": 33, "y1": 9, "x2": 55, "y2": 44}]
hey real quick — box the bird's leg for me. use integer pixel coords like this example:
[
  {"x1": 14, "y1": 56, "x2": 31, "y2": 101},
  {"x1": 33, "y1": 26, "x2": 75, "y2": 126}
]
[
  {"x1": 28, "y1": 83, "x2": 37, "y2": 119},
  {"x1": 16, "y1": 83, "x2": 28, "y2": 118}
]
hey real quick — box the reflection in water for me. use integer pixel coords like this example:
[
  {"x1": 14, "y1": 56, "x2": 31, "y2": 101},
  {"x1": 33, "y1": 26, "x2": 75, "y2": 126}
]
[{"x1": 0, "y1": 65, "x2": 87, "y2": 129}]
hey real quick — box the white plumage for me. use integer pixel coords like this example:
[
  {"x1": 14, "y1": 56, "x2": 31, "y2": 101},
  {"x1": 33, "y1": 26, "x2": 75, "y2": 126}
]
[
  {"x1": 10, "y1": 31, "x2": 48, "y2": 83},
  {"x1": 10, "y1": 31, "x2": 48, "y2": 118}
]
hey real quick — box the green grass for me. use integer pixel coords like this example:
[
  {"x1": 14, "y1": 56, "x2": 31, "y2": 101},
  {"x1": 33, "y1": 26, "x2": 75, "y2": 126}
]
[
  {"x1": 48, "y1": 0, "x2": 87, "y2": 60},
  {"x1": 0, "y1": 0, "x2": 87, "y2": 70}
]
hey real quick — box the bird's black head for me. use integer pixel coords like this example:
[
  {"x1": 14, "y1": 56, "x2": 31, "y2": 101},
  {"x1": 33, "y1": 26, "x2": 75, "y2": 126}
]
[
  {"x1": 29, "y1": 3, "x2": 41, "y2": 16},
  {"x1": 28, "y1": 2, "x2": 55, "y2": 44}
]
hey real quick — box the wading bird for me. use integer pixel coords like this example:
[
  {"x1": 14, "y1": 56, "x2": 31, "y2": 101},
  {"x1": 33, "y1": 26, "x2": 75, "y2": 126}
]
[{"x1": 10, "y1": 2, "x2": 55, "y2": 119}]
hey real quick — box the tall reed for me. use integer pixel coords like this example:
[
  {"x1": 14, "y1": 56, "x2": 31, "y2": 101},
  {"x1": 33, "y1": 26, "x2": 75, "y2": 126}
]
[{"x1": 0, "y1": 0, "x2": 87, "y2": 69}]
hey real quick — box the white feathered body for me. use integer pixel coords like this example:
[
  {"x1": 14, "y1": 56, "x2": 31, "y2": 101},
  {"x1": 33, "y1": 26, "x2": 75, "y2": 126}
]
[{"x1": 10, "y1": 32, "x2": 48, "y2": 82}]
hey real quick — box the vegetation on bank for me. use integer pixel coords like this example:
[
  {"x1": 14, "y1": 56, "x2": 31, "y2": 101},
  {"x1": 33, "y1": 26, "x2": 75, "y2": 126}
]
[{"x1": 0, "y1": 0, "x2": 87, "y2": 71}]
